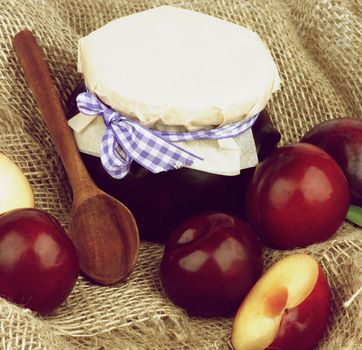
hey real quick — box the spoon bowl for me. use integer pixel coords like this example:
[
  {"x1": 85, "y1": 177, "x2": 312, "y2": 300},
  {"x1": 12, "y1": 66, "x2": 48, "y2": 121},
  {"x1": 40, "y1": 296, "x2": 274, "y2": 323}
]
[
  {"x1": 70, "y1": 192, "x2": 138, "y2": 284},
  {"x1": 13, "y1": 30, "x2": 139, "y2": 285}
]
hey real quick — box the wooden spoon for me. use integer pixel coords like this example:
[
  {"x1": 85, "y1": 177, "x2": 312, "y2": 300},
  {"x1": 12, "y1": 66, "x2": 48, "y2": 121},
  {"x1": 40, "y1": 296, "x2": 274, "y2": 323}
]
[{"x1": 13, "y1": 30, "x2": 139, "y2": 285}]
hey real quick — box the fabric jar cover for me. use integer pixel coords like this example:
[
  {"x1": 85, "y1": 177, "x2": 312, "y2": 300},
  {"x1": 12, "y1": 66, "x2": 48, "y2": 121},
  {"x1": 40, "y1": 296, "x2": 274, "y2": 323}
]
[{"x1": 68, "y1": 5, "x2": 281, "y2": 178}]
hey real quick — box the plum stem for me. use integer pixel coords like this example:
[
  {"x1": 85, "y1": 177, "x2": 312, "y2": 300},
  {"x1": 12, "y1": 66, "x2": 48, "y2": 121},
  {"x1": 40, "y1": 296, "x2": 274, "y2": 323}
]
[{"x1": 346, "y1": 205, "x2": 362, "y2": 227}]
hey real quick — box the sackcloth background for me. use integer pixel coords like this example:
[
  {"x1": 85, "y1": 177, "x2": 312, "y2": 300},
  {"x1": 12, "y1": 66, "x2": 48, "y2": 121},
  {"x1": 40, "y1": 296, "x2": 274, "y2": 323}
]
[{"x1": 0, "y1": 0, "x2": 361, "y2": 349}]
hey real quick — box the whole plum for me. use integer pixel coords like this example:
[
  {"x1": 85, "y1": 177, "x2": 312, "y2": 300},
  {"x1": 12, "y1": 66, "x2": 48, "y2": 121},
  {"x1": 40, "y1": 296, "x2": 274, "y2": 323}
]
[
  {"x1": 160, "y1": 212, "x2": 263, "y2": 317},
  {"x1": 246, "y1": 143, "x2": 350, "y2": 249},
  {"x1": 0, "y1": 208, "x2": 79, "y2": 314}
]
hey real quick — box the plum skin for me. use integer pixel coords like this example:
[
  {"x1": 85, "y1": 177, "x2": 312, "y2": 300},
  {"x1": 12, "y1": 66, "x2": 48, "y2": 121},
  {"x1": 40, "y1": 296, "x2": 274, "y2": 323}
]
[
  {"x1": 160, "y1": 212, "x2": 263, "y2": 317},
  {"x1": 0, "y1": 208, "x2": 79, "y2": 314},
  {"x1": 246, "y1": 143, "x2": 350, "y2": 250},
  {"x1": 301, "y1": 118, "x2": 362, "y2": 206}
]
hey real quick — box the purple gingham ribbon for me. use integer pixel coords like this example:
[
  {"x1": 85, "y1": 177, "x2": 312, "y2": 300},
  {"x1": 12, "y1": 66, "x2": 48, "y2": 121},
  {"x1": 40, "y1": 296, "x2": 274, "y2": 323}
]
[{"x1": 76, "y1": 92, "x2": 259, "y2": 179}]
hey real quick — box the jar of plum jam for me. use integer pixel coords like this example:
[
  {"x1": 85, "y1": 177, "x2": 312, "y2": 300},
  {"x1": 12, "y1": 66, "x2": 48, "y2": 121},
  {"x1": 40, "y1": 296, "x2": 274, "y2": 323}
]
[{"x1": 67, "y1": 6, "x2": 281, "y2": 241}]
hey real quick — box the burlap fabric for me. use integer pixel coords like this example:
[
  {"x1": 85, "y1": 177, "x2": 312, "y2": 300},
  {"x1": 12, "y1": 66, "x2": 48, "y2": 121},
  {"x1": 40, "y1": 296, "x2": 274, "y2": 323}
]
[{"x1": 0, "y1": 0, "x2": 361, "y2": 349}]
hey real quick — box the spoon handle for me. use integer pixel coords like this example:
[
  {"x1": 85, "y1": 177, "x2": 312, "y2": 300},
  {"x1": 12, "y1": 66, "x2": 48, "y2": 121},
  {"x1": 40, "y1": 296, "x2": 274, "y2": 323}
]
[{"x1": 13, "y1": 30, "x2": 95, "y2": 199}]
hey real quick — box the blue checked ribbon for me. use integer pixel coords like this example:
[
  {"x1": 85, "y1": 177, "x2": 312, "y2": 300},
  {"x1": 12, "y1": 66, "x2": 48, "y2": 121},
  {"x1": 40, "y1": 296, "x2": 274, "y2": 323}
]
[{"x1": 76, "y1": 92, "x2": 259, "y2": 179}]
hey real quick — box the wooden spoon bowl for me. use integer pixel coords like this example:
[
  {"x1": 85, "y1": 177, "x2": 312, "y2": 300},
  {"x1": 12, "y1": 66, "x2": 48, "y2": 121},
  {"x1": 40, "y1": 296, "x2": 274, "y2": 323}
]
[
  {"x1": 70, "y1": 192, "x2": 138, "y2": 284},
  {"x1": 13, "y1": 30, "x2": 139, "y2": 285}
]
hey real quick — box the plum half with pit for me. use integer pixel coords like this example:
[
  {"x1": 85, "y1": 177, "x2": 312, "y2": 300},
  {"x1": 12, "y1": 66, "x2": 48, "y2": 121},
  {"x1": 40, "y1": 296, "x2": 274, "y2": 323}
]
[
  {"x1": 246, "y1": 143, "x2": 350, "y2": 250},
  {"x1": 160, "y1": 212, "x2": 263, "y2": 317},
  {"x1": 232, "y1": 254, "x2": 330, "y2": 350},
  {"x1": 301, "y1": 118, "x2": 362, "y2": 205}
]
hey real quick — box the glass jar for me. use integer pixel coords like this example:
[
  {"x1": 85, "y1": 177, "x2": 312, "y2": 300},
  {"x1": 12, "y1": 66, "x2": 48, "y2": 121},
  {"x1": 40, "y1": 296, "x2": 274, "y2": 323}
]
[{"x1": 67, "y1": 83, "x2": 280, "y2": 242}]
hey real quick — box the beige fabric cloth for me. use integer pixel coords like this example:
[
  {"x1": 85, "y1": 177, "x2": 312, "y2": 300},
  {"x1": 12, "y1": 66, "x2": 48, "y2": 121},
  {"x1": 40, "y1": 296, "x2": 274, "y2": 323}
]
[{"x1": 0, "y1": 0, "x2": 361, "y2": 349}]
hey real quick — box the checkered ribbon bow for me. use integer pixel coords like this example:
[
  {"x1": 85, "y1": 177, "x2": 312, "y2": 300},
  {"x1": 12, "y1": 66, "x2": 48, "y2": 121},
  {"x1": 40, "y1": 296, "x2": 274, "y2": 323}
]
[{"x1": 76, "y1": 92, "x2": 258, "y2": 179}]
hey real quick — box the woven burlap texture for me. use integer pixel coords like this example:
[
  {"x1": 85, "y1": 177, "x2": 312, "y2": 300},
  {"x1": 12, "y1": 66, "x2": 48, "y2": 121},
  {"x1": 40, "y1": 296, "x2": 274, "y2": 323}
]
[{"x1": 0, "y1": 0, "x2": 361, "y2": 349}]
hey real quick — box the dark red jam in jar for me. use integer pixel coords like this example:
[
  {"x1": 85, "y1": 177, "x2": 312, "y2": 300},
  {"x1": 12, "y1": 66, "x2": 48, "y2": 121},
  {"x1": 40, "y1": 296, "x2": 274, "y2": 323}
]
[{"x1": 66, "y1": 83, "x2": 280, "y2": 242}]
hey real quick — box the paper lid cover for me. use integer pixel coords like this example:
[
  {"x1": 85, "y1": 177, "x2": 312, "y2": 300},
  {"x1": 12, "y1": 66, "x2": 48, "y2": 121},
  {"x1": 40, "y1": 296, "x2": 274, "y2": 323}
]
[{"x1": 78, "y1": 5, "x2": 281, "y2": 132}]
